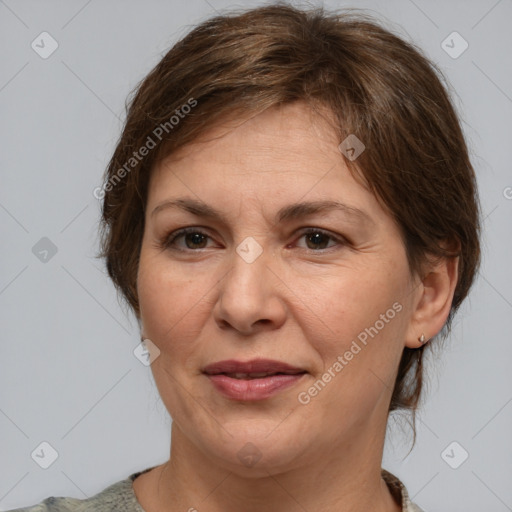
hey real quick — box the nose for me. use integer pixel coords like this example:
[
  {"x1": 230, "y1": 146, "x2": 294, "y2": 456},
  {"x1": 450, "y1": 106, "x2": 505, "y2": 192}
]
[{"x1": 213, "y1": 241, "x2": 287, "y2": 336}]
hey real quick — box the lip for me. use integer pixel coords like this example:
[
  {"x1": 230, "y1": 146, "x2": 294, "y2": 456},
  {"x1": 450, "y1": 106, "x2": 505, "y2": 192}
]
[
  {"x1": 202, "y1": 359, "x2": 307, "y2": 401},
  {"x1": 202, "y1": 358, "x2": 305, "y2": 375}
]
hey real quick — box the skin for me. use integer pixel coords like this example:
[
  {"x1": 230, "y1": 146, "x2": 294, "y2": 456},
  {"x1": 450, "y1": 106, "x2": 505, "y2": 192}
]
[{"x1": 133, "y1": 102, "x2": 458, "y2": 512}]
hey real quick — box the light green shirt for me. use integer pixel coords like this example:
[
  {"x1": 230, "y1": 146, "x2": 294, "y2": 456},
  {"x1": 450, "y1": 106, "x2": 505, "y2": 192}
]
[{"x1": 7, "y1": 467, "x2": 424, "y2": 511}]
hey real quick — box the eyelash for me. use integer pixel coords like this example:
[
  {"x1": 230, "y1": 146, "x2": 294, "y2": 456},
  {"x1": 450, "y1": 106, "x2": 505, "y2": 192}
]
[{"x1": 161, "y1": 227, "x2": 347, "y2": 253}]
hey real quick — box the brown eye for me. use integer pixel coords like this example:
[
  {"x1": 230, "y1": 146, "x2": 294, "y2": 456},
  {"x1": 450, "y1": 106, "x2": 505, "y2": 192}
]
[
  {"x1": 304, "y1": 231, "x2": 331, "y2": 250},
  {"x1": 164, "y1": 228, "x2": 211, "y2": 250},
  {"x1": 296, "y1": 228, "x2": 345, "y2": 251}
]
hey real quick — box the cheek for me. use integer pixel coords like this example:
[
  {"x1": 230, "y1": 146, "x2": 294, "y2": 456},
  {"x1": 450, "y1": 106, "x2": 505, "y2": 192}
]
[
  {"x1": 138, "y1": 254, "x2": 196, "y2": 350},
  {"x1": 306, "y1": 266, "x2": 409, "y2": 398},
  {"x1": 137, "y1": 257, "x2": 207, "y2": 416},
  {"x1": 312, "y1": 267, "x2": 403, "y2": 343}
]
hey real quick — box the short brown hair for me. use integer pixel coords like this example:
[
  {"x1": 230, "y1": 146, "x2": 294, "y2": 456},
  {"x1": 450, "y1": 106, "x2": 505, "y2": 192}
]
[{"x1": 99, "y1": 4, "x2": 481, "y2": 420}]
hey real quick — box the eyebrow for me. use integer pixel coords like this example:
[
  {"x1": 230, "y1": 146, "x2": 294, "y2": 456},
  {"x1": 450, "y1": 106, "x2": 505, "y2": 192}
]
[{"x1": 151, "y1": 197, "x2": 374, "y2": 226}]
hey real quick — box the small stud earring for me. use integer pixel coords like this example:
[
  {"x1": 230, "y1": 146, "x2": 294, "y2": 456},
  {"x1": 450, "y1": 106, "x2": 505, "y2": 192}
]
[{"x1": 418, "y1": 333, "x2": 428, "y2": 344}]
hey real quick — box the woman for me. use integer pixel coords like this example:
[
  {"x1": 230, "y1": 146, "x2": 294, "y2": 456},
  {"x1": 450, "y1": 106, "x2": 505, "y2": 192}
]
[{"x1": 9, "y1": 4, "x2": 481, "y2": 512}]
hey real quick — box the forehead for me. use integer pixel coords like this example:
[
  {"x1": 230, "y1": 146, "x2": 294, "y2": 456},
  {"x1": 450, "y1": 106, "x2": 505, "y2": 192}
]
[
  {"x1": 157, "y1": 102, "x2": 339, "y2": 171},
  {"x1": 148, "y1": 102, "x2": 381, "y2": 221}
]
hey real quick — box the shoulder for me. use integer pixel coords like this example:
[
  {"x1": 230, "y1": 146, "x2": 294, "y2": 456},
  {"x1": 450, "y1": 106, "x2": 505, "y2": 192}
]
[
  {"x1": 5, "y1": 496, "x2": 82, "y2": 512},
  {"x1": 5, "y1": 467, "x2": 155, "y2": 512},
  {"x1": 381, "y1": 468, "x2": 426, "y2": 512}
]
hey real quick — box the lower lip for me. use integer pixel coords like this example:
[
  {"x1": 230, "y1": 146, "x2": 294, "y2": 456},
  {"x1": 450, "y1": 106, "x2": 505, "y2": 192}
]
[{"x1": 205, "y1": 373, "x2": 306, "y2": 401}]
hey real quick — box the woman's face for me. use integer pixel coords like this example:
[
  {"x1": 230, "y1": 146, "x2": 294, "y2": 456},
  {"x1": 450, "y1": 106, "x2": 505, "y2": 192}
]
[{"x1": 137, "y1": 102, "x2": 422, "y2": 474}]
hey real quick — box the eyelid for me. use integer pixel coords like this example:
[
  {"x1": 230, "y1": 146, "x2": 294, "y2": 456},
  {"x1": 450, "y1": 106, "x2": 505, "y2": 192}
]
[
  {"x1": 295, "y1": 227, "x2": 348, "y2": 250},
  {"x1": 162, "y1": 227, "x2": 215, "y2": 251}
]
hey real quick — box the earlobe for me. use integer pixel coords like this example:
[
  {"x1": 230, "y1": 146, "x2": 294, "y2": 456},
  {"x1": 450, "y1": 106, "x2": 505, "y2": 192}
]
[
  {"x1": 404, "y1": 255, "x2": 459, "y2": 349},
  {"x1": 418, "y1": 332, "x2": 429, "y2": 345}
]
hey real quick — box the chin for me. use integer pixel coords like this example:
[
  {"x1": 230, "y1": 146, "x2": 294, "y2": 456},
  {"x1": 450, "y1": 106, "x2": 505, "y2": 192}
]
[{"x1": 203, "y1": 428, "x2": 309, "y2": 477}]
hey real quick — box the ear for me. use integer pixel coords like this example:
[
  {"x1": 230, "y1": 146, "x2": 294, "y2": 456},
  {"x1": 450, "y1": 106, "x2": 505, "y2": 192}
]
[{"x1": 404, "y1": 253, "x2": 459, "y2": 348}]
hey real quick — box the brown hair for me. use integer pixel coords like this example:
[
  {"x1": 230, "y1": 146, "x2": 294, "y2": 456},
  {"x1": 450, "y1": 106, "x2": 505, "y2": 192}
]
[{"x1": 99, "y1": 4, "x2": 481, "y2": 424}]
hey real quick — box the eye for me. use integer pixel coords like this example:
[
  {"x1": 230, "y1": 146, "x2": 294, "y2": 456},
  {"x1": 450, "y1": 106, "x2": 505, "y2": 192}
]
[
  {"x1": 163, "y1": 227, "x2": 213, "y2": 251},
  {"x1": 294, "y1": 228, "x2": 346, "y2": 251}
]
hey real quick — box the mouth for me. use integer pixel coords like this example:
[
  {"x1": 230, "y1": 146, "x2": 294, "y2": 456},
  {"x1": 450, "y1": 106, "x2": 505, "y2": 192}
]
[
  {"x1": 202, "y1": 358, "x2": 307, "y2": 377},
  {"x1": 202, "y1": 359, "x2": 307, "y2": 400},
  {"x1": 212, "y1": 371, "x2": 305, "y2": 380}
]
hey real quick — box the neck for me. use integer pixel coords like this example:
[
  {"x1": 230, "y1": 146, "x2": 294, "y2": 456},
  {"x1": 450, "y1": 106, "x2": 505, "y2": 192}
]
[{"x1": 136, "y1": 416, "x2": 401, "y2": 512}]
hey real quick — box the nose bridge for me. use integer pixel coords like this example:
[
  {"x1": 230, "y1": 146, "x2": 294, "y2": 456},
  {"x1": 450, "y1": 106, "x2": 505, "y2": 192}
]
[
  {"x1": 235, "y1": 235, "x2": 266, "y2": 266},
  {"x1": 214, "y1": 233, "x2": 284, "y2": 332},
  {"x1": 226, "y1": 234, "x2": 268, "y2": 294}
]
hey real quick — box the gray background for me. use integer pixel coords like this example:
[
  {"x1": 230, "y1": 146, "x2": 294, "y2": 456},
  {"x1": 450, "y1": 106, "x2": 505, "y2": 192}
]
[{"x1": 1, "y1": 0, "x2": 511, "y2": 510}]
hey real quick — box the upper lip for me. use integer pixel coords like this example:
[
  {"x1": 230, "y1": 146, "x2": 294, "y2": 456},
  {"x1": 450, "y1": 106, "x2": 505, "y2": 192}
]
[{"x1": 202, "y1": 359, "x2": 306, "y2": 375}]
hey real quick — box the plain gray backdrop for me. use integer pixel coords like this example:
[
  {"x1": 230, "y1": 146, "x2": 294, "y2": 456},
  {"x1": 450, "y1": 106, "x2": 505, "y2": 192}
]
[{"x1": 1, "y1": 0, "x2": 511, "y2": 510}]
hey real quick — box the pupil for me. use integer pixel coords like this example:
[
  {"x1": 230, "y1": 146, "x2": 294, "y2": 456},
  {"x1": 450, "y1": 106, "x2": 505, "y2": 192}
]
[
  {"x1": 187, "y1": 233, "x2": 206, "y2": 248},
  {"x1": 307, "y1": 232, "x2": 327, "y2": 249}
]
